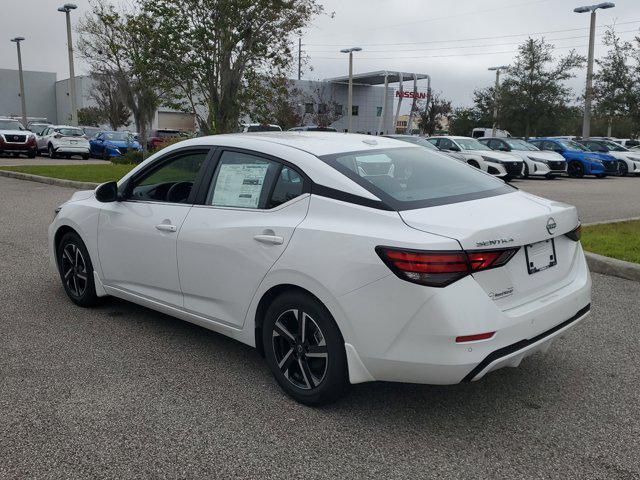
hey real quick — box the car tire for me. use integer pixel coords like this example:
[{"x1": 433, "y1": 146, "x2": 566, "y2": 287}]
[
  {"x1": 82, "y1": 153, "x2": 90, "y2": 160},
  {"x1": 48, "y1": 144, "x2": 57, "y2": 159},
  {"x1": 28, "y1": 149, "x2": 37, "y2": 159},
  {"x1": 102, "y1": 149, "x2": 110, "y2": 161},
  {"x1": 618, "y1": 161, "x2": 628, "y2": 177},
  {"x1": 262, "y1": 291, "x2": 350, "y2": 406},
  {"x1": 568, "y1": 161, "x2": 584, "y2": 178},
  {"x1": 56, "y1": 231, "x2": 99, "y2": 308},
  {"x1": 595, "y1": 173, "x2": 607, "y2": 178}
]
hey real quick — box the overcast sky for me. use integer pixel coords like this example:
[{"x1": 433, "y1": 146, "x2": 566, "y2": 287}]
[{"x1": 1, "y1": 0, "x2": 638, "y2": 106}]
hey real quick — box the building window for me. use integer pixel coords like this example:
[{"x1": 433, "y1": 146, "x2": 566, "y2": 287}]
[
  {"x1": 305, "y1": 103, "x2": 314, "y2": 114},
  {"x1": 318, "y1": 103, "x2": 327, "y2": 115},
  {"x1": 335, "y1": 104, "x2": 343, "y2": 116},
  {"x1": 352, "y1": 105, "x2": 359, "y2": 116},
  {"x1": 376, "y1": 106, "x2": 383, "y2": 117}
]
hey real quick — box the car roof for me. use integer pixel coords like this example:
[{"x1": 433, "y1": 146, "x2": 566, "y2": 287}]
[
  {"x1": 181, "y1": 132, "x2": 413, "y2": 157},
  {"x1": 429, "y1": 135, "x2": 473, "y2": 140}
]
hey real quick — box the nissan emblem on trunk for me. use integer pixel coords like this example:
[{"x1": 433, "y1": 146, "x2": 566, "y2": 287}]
[{"x1": 546, "y1": 217, "x2": 557, "y2": 235}]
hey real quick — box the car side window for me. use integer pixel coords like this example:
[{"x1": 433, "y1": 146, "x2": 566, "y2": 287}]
[
  {"x1": 439, "y1": 138, "x2": 453, "y2": 150},
  {"x1": 206, "y1": 151, "x2": 282, "y2": 209},
  {"x1": 268, "y1": 166, "x2": 304, "y2": 208},
  {"x1": 129, "y1": 151, "x2": 207, "y2": 204}
]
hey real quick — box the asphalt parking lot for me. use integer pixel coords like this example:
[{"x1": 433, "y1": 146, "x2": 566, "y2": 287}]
[{"x1": 1, "y1": 176, "x2": 639, "y2": 479}]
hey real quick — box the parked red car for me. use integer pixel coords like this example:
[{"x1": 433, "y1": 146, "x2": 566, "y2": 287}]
[{"x1": 147, "y1": 129, "x2": 182, "y2": 151}]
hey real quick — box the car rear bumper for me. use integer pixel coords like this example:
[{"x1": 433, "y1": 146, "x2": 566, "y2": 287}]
[
  {"x1": 339, "y1": 243, "x2": 591, "y2": 385},
  {"x1": 54, "y1": 146, "x2": 90, "y2": 154}
]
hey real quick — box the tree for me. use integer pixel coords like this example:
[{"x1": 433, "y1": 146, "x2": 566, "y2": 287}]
[
  {"x1": 88, "y1": 71, "x2": 131, "y2": 131},
  {"x1": 448, "y1": 107, "x2": 483, "y2": 136},
  {"x1": 139, "y1": 0, "x2": 322, "y2": 134},
  {"x1": 593, "y1": 29, "x2": 633, "y2": 137},
  {"x1": 301, "y1": 81, "x2": 343, "y2": 127},
  {"x1": 495, "y1": 38, "x2": 585, "y2": 138},
  {"x1": 417, "y1": 93, "x2": 452, "y2": 135},
  {"x1": 247, "y1": 77, "x2": 302, "y2": 130},
  {"x1": 78, "y1": 2, "x2": 163, "y2": 150},
  {"x1": 77, "y1": 106, "x2": 105, "y2": 127}
]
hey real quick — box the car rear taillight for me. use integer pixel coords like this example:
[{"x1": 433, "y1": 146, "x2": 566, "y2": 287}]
[
  {"x1": 565, "y1": 224, "x2": 581, "y2": 241},
  {"x1": 376, "y1": 246, "x2": 519, "y2": 287}
]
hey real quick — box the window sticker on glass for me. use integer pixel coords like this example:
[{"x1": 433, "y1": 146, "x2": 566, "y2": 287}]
[{"x1": 211, "y1": 162, "x2": 270, "y2": 208}]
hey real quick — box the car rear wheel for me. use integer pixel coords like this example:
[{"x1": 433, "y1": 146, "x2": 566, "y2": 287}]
[
  {"x1": 102, "y1": 149, "x2": 110, "y2": 160},
  {"x1": 56, "y1": 231, "x2": 99, "y2": 308},
  {"x1": 618, "y1": 161, "x2": 628, "y2": 177},
  {"x1": 262, "y1": 291, "x2": 349, "y2": 406},
  {"x1": 568, "y1": 161, "x2": 584, "y2": 178},
  {"x1": 48, "y1": 144, "x2": 57, "y2": 159}
]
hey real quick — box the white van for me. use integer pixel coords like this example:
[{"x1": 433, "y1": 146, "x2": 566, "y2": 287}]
[{"x1": 472, "y1": 127, "x2": 511, "y2": 138}]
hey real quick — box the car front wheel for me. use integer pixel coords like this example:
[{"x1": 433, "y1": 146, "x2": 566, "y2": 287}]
[
  {"x1": 263, "y1": 291, "x2": 349, "y2": 406},
  {"x1": 618, "y1": 161, "x2": 628, "y2": 177},
  {"x1": 56, "y1": 231, "x2": 99, "y2": 307},
  {"x1": 568, "y1": 161, "x2": 584, "y2": 178}
]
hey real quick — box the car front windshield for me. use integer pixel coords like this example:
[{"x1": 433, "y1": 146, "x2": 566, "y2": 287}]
[
  {"x1": 601, "y1": 140, "x2": 627, "y2": 151},
  {"x1": 558, "y1": 139, "x2": 588, "y2": 151},
  {"x1": 0, "y1": 120, "x2": 25, "y2": 131},
  {"x1": 321, "y1": 147, "x2": 513, "y2": 209},
  {"x1": 505, "y1": 139, "x2": 539, "y2": 151},
  {"x1": 57, "y1": 128, "x2": 84, "y2": 137},
  {"x1": 29, "y1": 124, "x2": 48, "y2": 135},
  {"x1": 104, "y1": 132, "x2": 134, "y2": 141},
  {"x1": 455, "y1": 138, "x2": 492, "y2": 151}
]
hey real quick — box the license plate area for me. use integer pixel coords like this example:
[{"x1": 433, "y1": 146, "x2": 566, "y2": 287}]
[{"x1": 525, "y1": 238, "x2": 557, "y2": 274}]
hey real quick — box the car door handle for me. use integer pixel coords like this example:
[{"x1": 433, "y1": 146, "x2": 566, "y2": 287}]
[
  {"x1": 253, "y1": 234, "x2": 284, "y2": 245},
  {"x1": 155, "y1": 224, "x2": 177, "y2": 233}
]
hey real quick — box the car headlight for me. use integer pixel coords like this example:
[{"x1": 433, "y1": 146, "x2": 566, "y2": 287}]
[
  {"x1": 527, "y1": 156, "x2": 550, "y2": 164},
  {"x1": 481, "y1": 155, "x2": 503, "y2": 164},
  {"x1": 588, "y1": 157, "x2": 603, "y2": 165}
]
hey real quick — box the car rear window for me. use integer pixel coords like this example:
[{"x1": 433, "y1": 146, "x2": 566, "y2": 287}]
[
  {"x1": 320, "y1": 147, "x2": 513, "y2": 210},
  {"x1": 57, "y1": 128, "x2": 84, "y2": 137},
  {"x1": 246, "y1": 125, "x2": 282, "y2": 132}
]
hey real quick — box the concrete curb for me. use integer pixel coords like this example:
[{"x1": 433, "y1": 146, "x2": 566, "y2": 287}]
[
  {"x1": 0, "y1": 169, "x2": 98, "y2": 190},
  {"x1": 583, "y1": 216, "x2": 640, "y2": 227},
  {"x1": 585, "y1": 251, "x2": 640, "y2": 283}
]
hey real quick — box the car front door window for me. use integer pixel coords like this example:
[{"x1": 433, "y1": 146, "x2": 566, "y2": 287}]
[{"x1": 129, "y1": 151, "x2": 207, "y2": 204}]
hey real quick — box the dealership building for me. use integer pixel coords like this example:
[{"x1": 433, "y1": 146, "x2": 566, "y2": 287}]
[{"x1": 0, "y1": 68, "x2": 430, "y2": 134}]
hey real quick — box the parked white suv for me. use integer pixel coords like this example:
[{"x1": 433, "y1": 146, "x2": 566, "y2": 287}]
[
  {"x1": 428, "y1": 136, "x2": 523, "y2": 180},
  {"x1": 36, "y1": 125, "x2": 91, "y2": 159}
]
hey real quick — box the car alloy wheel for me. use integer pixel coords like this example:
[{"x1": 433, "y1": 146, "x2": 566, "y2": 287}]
[
  {"x1": 263, "y1": 292, "x2": 349, "y2": 405},
  {"x1": 618, "y1": 161, "x2": 628, "y2": 177},
  {"x1": 49, "y1": 144, "x2": 57, "y2": 159},
  {"x1": 57, "y1": 232, "x2": 99, "y2": 307},
  {"x1": 272, "y1": 308, "x2": 328, "y2": 390},
  {"x1": 61, "y1": 243, "x2": 88, "y2": 298},
  {"x1": 568, "y1": 161, "x2": 584, "y2": 178}
]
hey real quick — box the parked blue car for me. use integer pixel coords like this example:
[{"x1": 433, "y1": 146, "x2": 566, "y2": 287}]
[
  {"x1": 90, "y1": 131, "x2": 142, "y2": 159},
  {"x1": 528, "y1": 138, "x2": 618, "y2": 178}
]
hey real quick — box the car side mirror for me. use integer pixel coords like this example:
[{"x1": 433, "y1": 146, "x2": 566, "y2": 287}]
[{"x1": 95, "y1": 181, "x2": 119, "y2": 203}]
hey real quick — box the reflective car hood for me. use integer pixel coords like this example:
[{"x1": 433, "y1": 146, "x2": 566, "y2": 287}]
[
  {"x1": 462, "y1": 150, "x2": 521, "y2": 162},
  {"x1": 0, "y1": 129, "x2": 28, "y2": 135},
  {"x1": 522, "y1": 151, "x2": 566, "y2": 161},
  {"x1": 399, "y1": 191, "x2": 578, "y2": 250}
]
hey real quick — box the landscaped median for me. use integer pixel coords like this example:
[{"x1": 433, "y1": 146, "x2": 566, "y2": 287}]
[
  {"x1": 581, "y1": 220, "x2": 640, "y2": 282},
  {"x1": 0, "y1": 164, "x2": 135, "y2": 184}
]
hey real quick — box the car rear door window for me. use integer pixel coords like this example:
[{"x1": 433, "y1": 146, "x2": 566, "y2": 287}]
[{"x1": 207, "y1": 151, "x2": 281, "y2": 209}]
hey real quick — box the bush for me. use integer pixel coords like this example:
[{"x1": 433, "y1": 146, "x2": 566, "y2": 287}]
[{"x1": 111, "y1": 150, "x2": 144, "y2": 165}]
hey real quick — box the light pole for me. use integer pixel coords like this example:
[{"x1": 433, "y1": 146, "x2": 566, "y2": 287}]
[
  {"x1": 58, "y1": 3, "x2": 78, "y2": 126},
  {"x1": 340, "y1": 47, "x2": 362, "y2": 133},
  {"x1": 10, "y1": 37, "x2": 27, "y2": 128},
  {"x1": 574, "y1": 2, "x2": 615, "y2": 138},
  {"x1": 488, "y1": 65, "x2": 508, "y2": 137}
]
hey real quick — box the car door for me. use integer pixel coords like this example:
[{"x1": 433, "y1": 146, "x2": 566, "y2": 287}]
[
  {"x1": 97, "y1": 148, "x2": 210, "y2": 307},
  {"x1": 37, "y1": 127, "x2": 50, "y2": 151},
  {"x1": 177, "y1": 148, "x2": 310, "y2": 328}
]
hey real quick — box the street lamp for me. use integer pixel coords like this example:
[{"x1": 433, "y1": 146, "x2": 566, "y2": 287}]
[
  {"x1": 574, "y1": 2, "x2": 615, "y2": 138},
  {"x1": 488, "y1": 65, "x2": 509, "y2": 137},
  {"x1": 340, "y1": 47, "x2": 362, "y2": 133},
  {"x1": 58, "y1": 3, "x2": 78, "y2": 126},
  {"x1": 10, "y1": 37, "x2": 28, "y2": 128}
]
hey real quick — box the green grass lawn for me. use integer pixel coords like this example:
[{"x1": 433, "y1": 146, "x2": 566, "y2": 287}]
[
  {"x1": 0, "y1": 164, "x2": 135, "y2": 183},
  {"x1": 581, "y1": 220, "x2": 640, "y2": 264}
]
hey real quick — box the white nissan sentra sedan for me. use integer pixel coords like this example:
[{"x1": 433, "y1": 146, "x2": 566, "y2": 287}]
[{"x1": 49, "y1": 132, "x2": 591, "y2": 405}]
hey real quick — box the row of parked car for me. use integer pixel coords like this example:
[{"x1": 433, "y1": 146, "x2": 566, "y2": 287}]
[{"x1": 385, "y1": 134, "x2": 640, "y2": 180}]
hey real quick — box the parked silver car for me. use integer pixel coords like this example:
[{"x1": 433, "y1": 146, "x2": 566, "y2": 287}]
[{"x1": 36, "y1": 125, "x2": 90, "y2": 159}]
